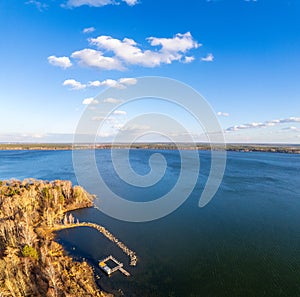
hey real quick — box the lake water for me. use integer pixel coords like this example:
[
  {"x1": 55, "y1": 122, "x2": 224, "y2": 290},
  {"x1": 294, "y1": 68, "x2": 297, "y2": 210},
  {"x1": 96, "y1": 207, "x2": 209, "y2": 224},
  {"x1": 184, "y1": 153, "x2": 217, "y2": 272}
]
[{"x1": 0, "y1": 149, "x2": 300, "y2": 297}]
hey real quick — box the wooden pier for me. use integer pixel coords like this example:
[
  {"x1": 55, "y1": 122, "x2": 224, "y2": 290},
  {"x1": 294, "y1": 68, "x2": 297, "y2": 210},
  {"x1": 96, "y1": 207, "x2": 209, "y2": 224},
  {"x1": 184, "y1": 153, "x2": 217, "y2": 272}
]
[{"x1": 99, "y1": 255, "x2": 130, "y2": 277}]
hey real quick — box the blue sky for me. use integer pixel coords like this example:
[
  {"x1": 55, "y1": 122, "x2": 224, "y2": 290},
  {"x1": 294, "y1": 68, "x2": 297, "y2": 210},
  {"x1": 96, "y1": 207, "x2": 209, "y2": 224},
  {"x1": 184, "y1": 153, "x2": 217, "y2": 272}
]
[{"x1": 0, "y1": 0, "x2": 300, "y2": 143}]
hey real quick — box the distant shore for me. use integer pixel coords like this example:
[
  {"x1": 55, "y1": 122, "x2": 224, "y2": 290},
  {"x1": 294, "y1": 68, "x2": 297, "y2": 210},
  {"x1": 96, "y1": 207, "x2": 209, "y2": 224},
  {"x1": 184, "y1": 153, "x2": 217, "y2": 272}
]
[{"x1": 0, "y1": 143, "x2": 299, "y2": 154}]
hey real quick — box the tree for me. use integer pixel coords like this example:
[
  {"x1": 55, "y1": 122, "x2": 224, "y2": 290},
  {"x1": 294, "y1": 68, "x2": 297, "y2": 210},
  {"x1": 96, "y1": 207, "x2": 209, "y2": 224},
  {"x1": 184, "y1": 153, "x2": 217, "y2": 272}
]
[
  {"x1": 45, "y1": 263, "x2": 61, "y2": 297},
  {"x1": 22, "y1": 245, "x2": 39, "y2": 261}
]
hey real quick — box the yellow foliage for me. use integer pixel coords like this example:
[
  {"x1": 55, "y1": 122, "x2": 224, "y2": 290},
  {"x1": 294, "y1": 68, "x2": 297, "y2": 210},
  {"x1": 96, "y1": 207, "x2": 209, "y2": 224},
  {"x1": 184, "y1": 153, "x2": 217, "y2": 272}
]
[{"x1": 0, "y1": 179, "x2": 111, "y2": 297}]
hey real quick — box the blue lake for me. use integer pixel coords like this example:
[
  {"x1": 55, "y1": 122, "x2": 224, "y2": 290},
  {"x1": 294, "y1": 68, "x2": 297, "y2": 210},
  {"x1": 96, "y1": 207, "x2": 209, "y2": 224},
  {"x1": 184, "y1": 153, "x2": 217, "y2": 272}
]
[{"x1": 0, "y1": 149, "x2": 300, "y2": 297}]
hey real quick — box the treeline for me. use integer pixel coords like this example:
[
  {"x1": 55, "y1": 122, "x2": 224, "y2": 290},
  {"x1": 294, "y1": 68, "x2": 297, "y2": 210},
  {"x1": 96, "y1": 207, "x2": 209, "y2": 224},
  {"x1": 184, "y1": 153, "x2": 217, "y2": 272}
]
[
  {"x1": 0, "y1": 179, "x2": 112, "y2": 297},
  {"x1": 0, "y1": 143, "x2": 299, "y2": 154}
]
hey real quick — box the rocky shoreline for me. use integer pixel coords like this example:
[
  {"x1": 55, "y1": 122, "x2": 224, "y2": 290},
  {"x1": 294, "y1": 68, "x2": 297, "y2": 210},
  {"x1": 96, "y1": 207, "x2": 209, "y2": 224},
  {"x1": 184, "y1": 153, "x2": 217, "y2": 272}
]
[{"x1": 0, "y1": 179, "x2": 113, "y2": 297}]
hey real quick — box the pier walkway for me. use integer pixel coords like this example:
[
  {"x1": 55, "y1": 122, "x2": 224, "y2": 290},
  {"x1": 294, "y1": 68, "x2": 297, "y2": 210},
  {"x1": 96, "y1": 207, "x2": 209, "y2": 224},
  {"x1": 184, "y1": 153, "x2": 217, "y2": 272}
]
[{"x1": 99, "y1": 255, "x2": 130, "y2": 276}]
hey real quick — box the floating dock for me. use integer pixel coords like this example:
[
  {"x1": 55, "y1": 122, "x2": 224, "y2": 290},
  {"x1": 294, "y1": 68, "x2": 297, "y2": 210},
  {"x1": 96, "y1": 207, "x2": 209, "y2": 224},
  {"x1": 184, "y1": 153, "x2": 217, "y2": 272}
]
[{"x1": 99, "y1": 255, "x2": 130, "y2": 277}]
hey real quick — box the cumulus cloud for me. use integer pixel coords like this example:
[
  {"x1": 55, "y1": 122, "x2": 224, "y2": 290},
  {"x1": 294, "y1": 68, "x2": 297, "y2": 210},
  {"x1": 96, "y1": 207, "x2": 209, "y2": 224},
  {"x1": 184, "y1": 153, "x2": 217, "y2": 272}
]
[
  {"x1": 226, "y1": 117, "x2": 300, "y2": 132},
  {"x1": 63, "y1": 79, "x2": 86, "y2": 90},
  {"x1": 103, "y1": 97, "x2": 123, "y2": 103},
  {"x1": 48, "y1": 55, "x2": 72, "y2": 68},
  {"x1": 88, "y1": 79, "x2": 118, "y2": 87},
  {"x1": 183, "y1": 56, "x2": 195, "y2": 63},
  {"x1": 217, "y1": 112, "x2": 230, "y2": 117},
  {"x1": 147, "y1": 32, "x2": 200, "y2": 52},
  {"x1": 50, "y1": 32, "x2": 200, "y2": 71},
  {"x1": 122, "y1": 0, "x2": 138, "y2": 5},
  {"x1": 119, "y1": 77, "x2": 137, "y2": 85},
  {"x1": 83, "y1": 27, "x2": 95, "y2": 34},
  {"x1": 65, "y1": 0, "x2": 139, "y2": 7},
  {"x1": 82, "y1": 97, "x2": 99, "y2": 104},
  {"x1": 226, "y1": 122, "x2": 269, "y2": 132},
  {"x1": 63, "y1": 77, "x2": 137, "y2": 90},
  {"x1": 113, "y1": 110, "x2": 127, "y2": 115},
  {"x1": 74, "y1": 32, "x2": 200, "y2": 69},
  {"x1": 71, "y1": 48, "x2": 124, "y2": 70},
  {"x1": 201, "y1": 53, "x2": 214, "y2": 62}
]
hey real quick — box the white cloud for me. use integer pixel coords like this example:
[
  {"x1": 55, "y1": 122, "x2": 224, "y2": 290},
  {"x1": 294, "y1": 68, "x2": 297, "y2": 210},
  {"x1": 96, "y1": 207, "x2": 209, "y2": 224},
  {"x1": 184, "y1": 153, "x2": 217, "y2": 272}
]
[
  {"x1": 88, "y1": 32, "x2": 200, "y2": 68},
  {"x1": 26, "y1": 0, "x2": 48, "y2": 11},
  {"x1": 63, "y1": 79, "x2": 86, "y2": 90},
  {"x1": 65, "y1": 0, "x2": 114, "y2": 7},
  {"x1": 52, "y1": 33, "x2": 199, "y2": 71},
  {"x1": 183, "y1": 56, "x2": 195, "y2": 63},
  {"x1": 113, "y1": 110, "x2": 127, "y2": 115},
  {"x1": 119, "y1": 124, "x2": 150, "y2": 133},
  {"x1": 87, "y1": 80, "x2": 102, "y2": 87},
  {"x1": 82, "y1": 97, "x2": 99, "y2": 104},
  {"x1": 48, "y1": 55, "x2": 72, "y2": 68},
  {"x1": 226, "y1": 122, "x2": 267, "y2": 132},
  {"x1": 71, "y1": 48, "x2": 124, "y2": 70},
  {"x1": 87, "y1": 79, "x2": 118, "y2": 87},
  {"x1": 118, "y1": 77, "x2": 137, "y2": 85},
  {"x1": 101, "y1": 79, "x2": 119, "y2": 87},
  {"x1": 267, "y1": 119, "x2": 280, "y2": 124},
  {"x1": 217, "y1": 112, "x2": 230, "y2": 117},
  {"x1": 122, "y1": 0, "x2": 138, "y2": 5},
  {"x1": 264, "y1": 122, "x2": 276, "y2": 127},
  {"x1": 277, "y1": 117, "x2": 300, "y2": 123},
  {"x1": 65, "y1": 0, "x2": 139, "y2": 7},
  {"x1": 92, "y1": 116, "x2": 106, "y2": 121},
  {"x1": 226, "y1": 117, "x2": 300, "y2": 132},
  {"x1": 63, "y1": 77, "x2": 137, "y2": 90},
  {"x1": 83, "y1": 27, "x2": 95, "y2": 34},
  {"x1": 147, "y1": 32, "x2": 200, "y2": 53},
  {"x1": 282, "y1": 126, "x2": 299, "y2": 131},
  {"x1": 103, "y1": 97, "x2": 123, "y2": 103},
  {"x1": 201, "y1": 53, "x2": 214, "y2": 62}
]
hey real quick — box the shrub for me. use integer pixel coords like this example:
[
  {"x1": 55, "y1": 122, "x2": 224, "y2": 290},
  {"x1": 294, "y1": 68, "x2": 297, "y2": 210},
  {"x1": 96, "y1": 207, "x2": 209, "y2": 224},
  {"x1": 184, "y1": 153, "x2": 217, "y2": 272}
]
[{"x1": 22, "y1": 245, "x2": 39, "y2": 261}]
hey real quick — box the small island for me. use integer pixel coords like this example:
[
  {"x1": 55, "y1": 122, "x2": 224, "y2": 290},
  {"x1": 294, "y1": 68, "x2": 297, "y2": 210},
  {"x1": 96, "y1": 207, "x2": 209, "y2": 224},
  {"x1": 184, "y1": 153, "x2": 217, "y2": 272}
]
[{"x1": 0, "y1": 179, "x2": 114, "y2": 297}]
